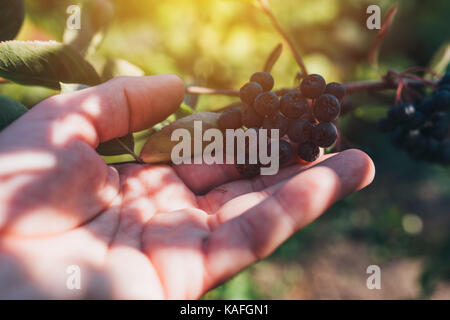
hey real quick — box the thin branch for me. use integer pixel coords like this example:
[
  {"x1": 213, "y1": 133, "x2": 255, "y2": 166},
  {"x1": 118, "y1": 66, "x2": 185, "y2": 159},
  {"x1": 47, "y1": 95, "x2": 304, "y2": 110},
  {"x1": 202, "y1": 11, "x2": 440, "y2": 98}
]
[
  {"x1": 185, "y1": 85, "x2": 296, "y2": 97},
  {"x1": 257, "y1": 0, "x2": 308, "y2": 76},
  {"x1": 185, "y1": 86, "x2": 240, "y2": 97},
  {"x1": 115, "y1": 138, "x2": 144, "y2": 164},
  {"x1": 343, "y1": 80, "x2": 394, "y2": 94},
  {"x1": 344, "y1": 78, "x2": 428, "y2": 93},
  {"x1": 185, "y1": 78, "x2": 432, "y2": 97}
]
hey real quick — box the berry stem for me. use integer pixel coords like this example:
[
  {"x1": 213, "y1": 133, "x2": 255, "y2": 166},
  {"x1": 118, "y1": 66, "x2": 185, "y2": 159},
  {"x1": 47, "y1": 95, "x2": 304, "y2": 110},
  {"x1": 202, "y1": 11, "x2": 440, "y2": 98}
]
[
  {"x1": 115, "y1": 138, "x2": 144, "y2": 164},
  {"x1": 400, "y1": 67, "x2": 442, "y2": 78},
  {"x1": 403, "y1": 83, "x2": 423, "y2": 101},
  {"x1": 402, "y1": 73, "x2": 438, "y2": 89},
  {"x1": 395, "y1": 80, "x2": 405, "y2": 105},
  {"x1": 186, "y1": 78, "x2": 432, "y2": 97},
  {"x1": 257, "y1": 0, "x2": 309, "y2": 76}
]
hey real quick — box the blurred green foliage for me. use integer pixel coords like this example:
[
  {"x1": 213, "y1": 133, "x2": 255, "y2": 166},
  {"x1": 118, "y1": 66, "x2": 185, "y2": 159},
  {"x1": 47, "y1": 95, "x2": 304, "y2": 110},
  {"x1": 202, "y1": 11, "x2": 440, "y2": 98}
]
[{"x1": 1, "y1": 0, "x2": 450, "y2": 299}]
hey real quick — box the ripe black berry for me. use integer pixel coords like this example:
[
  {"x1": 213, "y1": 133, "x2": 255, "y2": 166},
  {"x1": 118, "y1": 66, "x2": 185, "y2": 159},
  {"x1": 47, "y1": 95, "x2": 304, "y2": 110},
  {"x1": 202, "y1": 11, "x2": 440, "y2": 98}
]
[
  {"x1": 218, "y1": 107, "x2": 242, "y2": 130},
  {"x1": 313, "y1": 94, "x2": 341, "y2": 122},
  {"x1": 254, "y1": 92, "x2": 280, "y2": 117},
  {"x1": 262, "y1": 111, "x2": 289, "y2": 137},
  {"x1": 297, "y1": 142, "x2": 320, "y2": 162},
  {"x1": 287, "y1": 118, "x2": 314, "y2": 144},
  {"x1": 242, "y1": 104, "x2": 263, "y2": 128},
  {"x1": 428, "y1": 112, "x2": 449, "y2": 140},
  {"x1": 432, "y1": 90, "x2": 450, "y2": 112},
  {"x1": 228, "y1": 127, "x2": 262, "y2": 156},
  {"x1": 324, "y1": 82, "x2": 346, "y2": 101},
  {"x1": 388, "y1": 103, "x2": 415, "y2": 124},
  {"x1": 250, "y1": 72, "x2": 274, "y2": 92},
  {"x1": 405, "y1": 130, "x2": 427, "y2": 156},
  {"x1": 279, "y1": 140, "x2": 294, "y2": 166},
  {"x1": 417, "y1": 97, "x2": 434, "y2": 115},
  {"x1": 300, "y1": 74, "x2": 326, "y2": 98},
  {"x1": 268, "y1": 139, "x2": 294, "y2": 167},
  {"x1": 405, "y1": 111, "x2": 426, "y2": 130},
  {"x1": 236, "y1": 163, "x2": 261, "y2": 178},
  {"x1": 431, "y1": 112, "x2": 448, "y2": 124},
  {"x1": 280, "y1": 91, "x2": 309, "y2": 119},
  {"x1": 377, "y1": 117, "x2": 396, "y2": 133},
  {"x1": 240, "y1": 81, "x2": 263, "y2": 106},
  {"x1": 312, "y1": 122, "x2": 338, "y2": 148}
]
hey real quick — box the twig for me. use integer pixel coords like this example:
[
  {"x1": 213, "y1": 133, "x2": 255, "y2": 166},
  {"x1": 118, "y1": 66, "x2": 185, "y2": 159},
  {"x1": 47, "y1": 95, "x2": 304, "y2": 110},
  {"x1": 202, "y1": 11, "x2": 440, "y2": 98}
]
[
  {"x1": 401, "y1": 67, "x2": 442, "y2": 78},
  {"x1": 185, "y1": 85, "x2": 296, "y2": 97},
  {"x1": 185, "y1": 86, "x2": 240, "y2": 96},
  {"x1": 345, "y1": 77, "x2": 433, "y2": 93},
  {"x1": 257, "y1": 0, "x2": 308, "y2": 76},
  {"x1": 395, "y1": 80, "x2": 404, "y2": 104},
  {"x1": 186, "y1": 77, "x2": 431, "y2": 97},
  {"x1": 402, "y1": 73, "x2": 438, "y2": 89},
  {"x1": 343, "y1": 80, "x2": 394, "y2": 93},
  {"x1": 115, "y1": 138, "x2": 144, "y2": 164}
]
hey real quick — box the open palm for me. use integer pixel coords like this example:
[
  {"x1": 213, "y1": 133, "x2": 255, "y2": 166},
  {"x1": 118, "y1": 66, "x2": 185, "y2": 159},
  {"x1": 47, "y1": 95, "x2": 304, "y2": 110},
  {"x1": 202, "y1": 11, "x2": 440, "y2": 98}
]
[{"x1": 0, "y1": 76, "x2": 374, "y2": 299}]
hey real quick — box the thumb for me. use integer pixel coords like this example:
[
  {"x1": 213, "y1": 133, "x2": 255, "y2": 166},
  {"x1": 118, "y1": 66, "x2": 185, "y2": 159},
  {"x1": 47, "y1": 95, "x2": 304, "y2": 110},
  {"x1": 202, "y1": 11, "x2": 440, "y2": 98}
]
[{"x1": 24, "y1": 75, "x2": 185, "y2": 147}]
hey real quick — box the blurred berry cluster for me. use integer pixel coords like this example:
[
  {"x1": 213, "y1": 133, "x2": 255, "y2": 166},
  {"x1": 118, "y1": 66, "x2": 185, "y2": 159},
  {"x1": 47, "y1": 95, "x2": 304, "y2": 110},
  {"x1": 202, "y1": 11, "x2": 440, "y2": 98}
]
[{"x1": 377, "y1": 73, "x2": 450, "y2": 165}]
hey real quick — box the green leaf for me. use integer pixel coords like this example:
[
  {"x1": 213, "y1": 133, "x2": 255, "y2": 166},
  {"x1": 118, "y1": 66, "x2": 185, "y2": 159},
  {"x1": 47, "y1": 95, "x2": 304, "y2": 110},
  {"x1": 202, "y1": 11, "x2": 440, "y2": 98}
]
[
  {"x1": 96, "y1": 134, "x2": 135, "y2": 156},
  {"x1": 175, "y1": 103, "x2": 194, "y2": 119},
  {"x1": 0, "y1": 0, "x2": 25, "y2": 41},
  {"x1": 101, "y1": 58, "x2": 145, "y2": 81},
  {"x1": 63, "y1": 0, "x2": 114, "y2": 56},
  {"x1": 0, "y1": 96, "x2": 28, "y2": 131},
  {"x1": 428, "y1": 42, "x2": 450, "y2": 76},
  {"x1": 263, "y1": 43, "x2": 283, "y2": 73},
  {"x1": 0, "y1": 40, "x2": 101, "y2": 89},
  {"x1": 60, "y1": 82, "x2": 90, "y2": 94},
  {"x1": 140, "y1": 112, "x2": 220, "y2": 163}
]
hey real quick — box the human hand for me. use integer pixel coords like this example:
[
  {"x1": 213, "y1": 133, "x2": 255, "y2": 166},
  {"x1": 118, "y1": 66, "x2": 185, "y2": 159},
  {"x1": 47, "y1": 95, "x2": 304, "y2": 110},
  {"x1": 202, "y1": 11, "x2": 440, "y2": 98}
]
[{"x1": 0, "y1": 75, "x2": 375, "y2": 299}]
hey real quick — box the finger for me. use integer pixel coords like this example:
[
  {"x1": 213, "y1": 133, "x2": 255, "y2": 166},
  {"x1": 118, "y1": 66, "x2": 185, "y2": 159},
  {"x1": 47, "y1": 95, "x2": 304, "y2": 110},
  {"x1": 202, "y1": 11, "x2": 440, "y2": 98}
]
[
  {"x1": 203, "y1": 149, "x2": 375, "y2": 289},
  {"x1": 197, "y1": 153, "x2": 336, "y2": 213},
  {"x1": 174, "y1": 148, "x2": 325, "y2": 195},
  {"x1": 18, "y1": 75, "x2": 185, "y2": 147}
]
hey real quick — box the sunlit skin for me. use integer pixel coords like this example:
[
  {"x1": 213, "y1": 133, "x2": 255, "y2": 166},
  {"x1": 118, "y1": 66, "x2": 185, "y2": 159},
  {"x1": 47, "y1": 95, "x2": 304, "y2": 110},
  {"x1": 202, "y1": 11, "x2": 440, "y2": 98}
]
[{"x1": 0, "y1": 75, "x2": 375, "y2": 299}]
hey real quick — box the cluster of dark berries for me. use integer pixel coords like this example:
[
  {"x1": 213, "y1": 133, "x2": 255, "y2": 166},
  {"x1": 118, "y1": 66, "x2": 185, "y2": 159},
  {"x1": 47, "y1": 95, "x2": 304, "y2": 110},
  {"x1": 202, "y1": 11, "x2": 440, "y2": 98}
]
[
  {"x1": 377, "y1": 72, "x2": 450, "y2": 165},
  {"x1": 218, "y1": 72, "x2": 345, "y2": 177}
]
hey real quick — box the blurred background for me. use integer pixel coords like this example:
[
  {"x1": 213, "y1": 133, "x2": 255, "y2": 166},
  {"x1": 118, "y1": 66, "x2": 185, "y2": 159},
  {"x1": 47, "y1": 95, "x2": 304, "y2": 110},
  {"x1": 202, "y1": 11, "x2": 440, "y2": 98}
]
[{"x1": 2, "y1": 0, "x2": 450, "y2": 299}]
